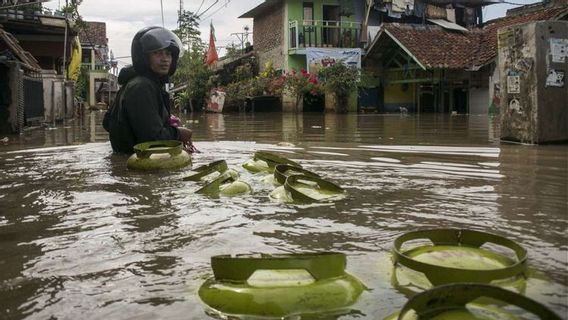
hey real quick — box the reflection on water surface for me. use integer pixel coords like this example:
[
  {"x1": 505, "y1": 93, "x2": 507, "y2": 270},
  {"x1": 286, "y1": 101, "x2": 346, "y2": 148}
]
[{"x1": 0, "y1": 112, "x2": 566, "y2": 319}]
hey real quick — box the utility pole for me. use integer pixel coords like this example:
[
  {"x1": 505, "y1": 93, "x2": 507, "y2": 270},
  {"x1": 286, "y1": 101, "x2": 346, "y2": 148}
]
[
  {"x1": 178, "y1": 0, "x2": 183, "y2": 29},
  {"x1": 62, "y1": 0, "x2": 68, "y2": 124},
  {"x1": 230, "y1": 25, "x2": 252, "y2": 52},
  {"x1": 160, "y1": 0, "x2": 164, "y2": 27}
]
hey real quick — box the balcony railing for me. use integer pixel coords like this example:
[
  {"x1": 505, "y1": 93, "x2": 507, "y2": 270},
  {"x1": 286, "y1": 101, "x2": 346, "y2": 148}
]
[
  {"x1": 81, "y1": 63, "x2": 108, "y2": 71},
  {"x1": 289, "y1": 20, "x2": 361, "y2": 50}
]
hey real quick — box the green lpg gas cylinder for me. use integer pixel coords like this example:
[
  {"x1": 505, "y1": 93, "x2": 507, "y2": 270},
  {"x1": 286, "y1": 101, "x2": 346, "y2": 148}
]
[
  {"x1": 243, "y1": 151, "x2": 301, "y2": 173},
  {"x1": 183, "y1": 160, "x2": 228, "y2": 181},
  {"x1": 196, "y1": 170, "x2": 252, "y2": 197},
  {"x1": 127, "y1": 141, "x2": 191, "y2": 171},
  {"x1": 199, "y1": 252, "x2": 365, "y2": 318},
  {"x1": 270, "y1": 174, "x2": 346, "y2": 203},
  {"x1": 392, "y1": 229, "x2": 527, "y2": 287},
  {"x1": 385, "y1": 283, "x2": 561, "y2": 320}
]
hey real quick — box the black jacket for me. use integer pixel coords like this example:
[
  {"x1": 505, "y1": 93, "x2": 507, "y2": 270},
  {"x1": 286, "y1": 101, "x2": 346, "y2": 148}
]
[{"x1": 103, "y1": 66, "x2": 179, "y2": 153}]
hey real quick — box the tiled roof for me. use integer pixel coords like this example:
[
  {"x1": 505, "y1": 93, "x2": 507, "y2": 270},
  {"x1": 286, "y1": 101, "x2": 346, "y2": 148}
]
[
  {"x1": 476, "y1": 4, "x2": 568, "y2": 66},
  {"x1": 381, "y1": 23, "x2": 483, "y2": 69},
  {"x1": 367, "y1": 4, "x2": 567, "y2": 70},
  {"x1": 78, "y1": 21, "x2": 107, "y2": 47}
]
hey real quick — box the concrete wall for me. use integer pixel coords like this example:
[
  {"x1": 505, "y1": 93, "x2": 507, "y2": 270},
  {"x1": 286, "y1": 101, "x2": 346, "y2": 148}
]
[
  {"x1": 488, "y1": 64, "x2": 500, "y2": 115},
  {"x1": 7, "y1": 63, "x2": 23, "y2": 133},
  {"x1": 88, "y1": 70, "x2": 108, "y2": 107},
  {"x1": 282, "y1": 89, "x2": 303, "y2": 112},
  {"x1": 469, "y1": 87, "x2": 489, "y2": 114},
  {"x1": 42, "y1": 70, "x2": 68, "y2": 123},
  {"x1": 498, "y1": 21, "x2": 568, "y2": 143},
  {"x1": 384, "y1": 82, "x2": 416, "y2": 112}
]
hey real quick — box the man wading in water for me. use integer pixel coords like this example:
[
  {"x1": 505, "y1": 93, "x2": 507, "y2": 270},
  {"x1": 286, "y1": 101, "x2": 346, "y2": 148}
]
[{"x1": 103, "y1": 26, "x2": 196, "y2": 153}]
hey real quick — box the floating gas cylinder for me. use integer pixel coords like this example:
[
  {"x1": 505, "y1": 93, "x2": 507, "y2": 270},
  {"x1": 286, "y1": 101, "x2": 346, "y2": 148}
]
[
  {"x1": 182, "y1": 160, "x2": 228, "y2": 181},
  {"x1": 127, "y1": 140, "x2": 191, "y2": 171},
  {"x1": 391, "y1": 229, "x2": 528, "y2": 294},
  {"x1": 196, "y1": 169, "x2": 252, "y2": 197},
  {"x1": 384, "y1": 283, "x2": 561, "y2": 320},
  {"x1": 273, "y1": 164, "x2": 320, "y2": 185},
  {"x1": 199, "y1": 252, "x2": 365, "y2": 318},
  {"x1": 270, "y1": 174, "x2": 346, "y2": 203},
  {"x1": 243, "y1": 151, "x2": 301, "y2": 173}
]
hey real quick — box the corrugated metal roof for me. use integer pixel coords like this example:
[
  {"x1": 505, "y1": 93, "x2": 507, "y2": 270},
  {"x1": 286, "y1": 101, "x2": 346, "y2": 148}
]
[
  {"x1": 427, "y1": 19, "x2": 469, "y2": 31},
  {"x1": 0, "y1": 26, "x2": 41, "y2": 72}
]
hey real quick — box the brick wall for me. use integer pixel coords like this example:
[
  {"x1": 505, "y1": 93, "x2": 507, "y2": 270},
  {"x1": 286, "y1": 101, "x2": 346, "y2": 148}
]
[{"x1": 253, "y1": 2, "x2": 284, "y2": 71}]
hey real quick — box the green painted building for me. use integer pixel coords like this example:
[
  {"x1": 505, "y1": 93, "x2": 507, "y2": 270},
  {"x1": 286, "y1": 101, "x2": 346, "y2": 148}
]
[{"x1": 239, "y1": 0, "x2": 366, "y2": 73}]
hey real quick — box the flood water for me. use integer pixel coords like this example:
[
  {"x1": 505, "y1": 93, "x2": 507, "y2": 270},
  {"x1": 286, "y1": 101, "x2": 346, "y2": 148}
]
[{"x1": 0, "y1": 112, "x2": 567, "y2": 319}]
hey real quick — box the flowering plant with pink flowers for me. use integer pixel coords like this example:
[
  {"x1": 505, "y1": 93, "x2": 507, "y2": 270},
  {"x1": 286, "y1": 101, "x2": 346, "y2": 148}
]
[{"x1": 282, "y1": 69, "x2": 322, "y2": 110}]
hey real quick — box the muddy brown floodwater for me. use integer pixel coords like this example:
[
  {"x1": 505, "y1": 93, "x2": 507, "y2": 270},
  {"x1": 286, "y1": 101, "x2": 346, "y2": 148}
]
[{"x1": 0, "y1": 112, "x2": 566, "y2": 319}]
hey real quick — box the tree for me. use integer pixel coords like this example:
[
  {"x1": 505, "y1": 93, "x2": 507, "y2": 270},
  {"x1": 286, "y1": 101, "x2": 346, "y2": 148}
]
[
  {"x1": 170, "y1": 10, "x2": 212, "y2": 111},
  {"x1": 171, "y1": 40, "x2": 212, "y2": 112},
  {"x1": 60, "y1": 0, "x2": 86, "y2": 28},
  {"x1": 224, "y1": 43, "x2": 242, "y2": 60},
  {"x1": 174, "y1": 10, "x2": 201, "y2": 51}
]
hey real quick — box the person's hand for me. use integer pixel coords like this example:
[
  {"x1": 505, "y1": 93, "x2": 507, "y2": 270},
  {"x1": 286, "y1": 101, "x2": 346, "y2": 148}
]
[
  {"x1": 183, "y1": 140, "x2": 199, "y2": 153},
  {"x1": 177, "y1": 127, "x2": 199, "y2": 153},
  {"x1": 169, "y1": 115, "x2": 182, "y2": 128}
]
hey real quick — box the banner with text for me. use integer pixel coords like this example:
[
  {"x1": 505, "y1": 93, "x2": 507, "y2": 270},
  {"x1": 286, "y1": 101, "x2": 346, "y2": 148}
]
[{"x1": 305, "y1": 48, "x2": 362, "y2": 74}]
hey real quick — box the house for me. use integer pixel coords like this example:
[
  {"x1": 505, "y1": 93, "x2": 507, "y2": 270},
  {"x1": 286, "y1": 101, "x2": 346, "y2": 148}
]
[
  {"x1": 0, "y1": 1, "x2": 76, "y2": 130},
  {"x1": 239, "y1": 0, "x2": 567, "y2": 114},
  {"x1": 239, "y1": 0, "x2": 367, "y2": 111},
  {"x1": 364, "y1": 1, "x2": 568, "y2": 114},
  {"x1": 239, "y1": 0, "x2": 366, "y2": 73},
  {"x1": 0, "y1": 25, "x2": 42, "y2": 133},
  {"x1": 238, "y1": 0, "x2": 501, "y2": 112},
  {"x1": 78, "y1": 21, "x2": 117, "y2": 109}
]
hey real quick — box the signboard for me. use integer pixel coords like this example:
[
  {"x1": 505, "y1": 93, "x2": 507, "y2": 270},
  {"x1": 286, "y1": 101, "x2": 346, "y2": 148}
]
[{"x1": 305, "y1": 48, "x2": 362, "y2": 74}]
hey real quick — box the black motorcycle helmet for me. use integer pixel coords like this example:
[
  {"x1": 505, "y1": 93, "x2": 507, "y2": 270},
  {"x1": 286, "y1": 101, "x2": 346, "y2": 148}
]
[{"x1": 131, "y1": 26, "x2": 183, "y2": 77}]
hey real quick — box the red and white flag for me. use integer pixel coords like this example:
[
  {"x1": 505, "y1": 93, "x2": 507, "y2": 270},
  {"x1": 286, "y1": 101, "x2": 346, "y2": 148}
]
[{"x1": 205, "y1": 22, "x2": 218, "y2": 65}]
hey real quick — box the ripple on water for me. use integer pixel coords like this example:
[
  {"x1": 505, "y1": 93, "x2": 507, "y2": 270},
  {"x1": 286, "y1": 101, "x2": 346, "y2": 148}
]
[{"x1": 0, "y1": 120, "x2": 566, "y2": 319}]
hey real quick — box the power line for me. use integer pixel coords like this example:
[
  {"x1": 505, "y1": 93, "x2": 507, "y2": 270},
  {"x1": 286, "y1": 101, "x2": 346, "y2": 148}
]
[
  {"x1": 201, "y1": 0, "x2": 230, "y2": 20},
  {"x1": 197, "y1": 0, "x2": 218, "y2": 18},
  {"x1": 194, "y1": 0, "x2": 205, "y2": 15}
]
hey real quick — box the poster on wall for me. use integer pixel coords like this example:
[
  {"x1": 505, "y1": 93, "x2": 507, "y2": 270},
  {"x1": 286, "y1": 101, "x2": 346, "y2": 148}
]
[
  {"x1": 507, "y1": 75, "x2": 521, "y2": 94},
  {"x1": 546, "y1": 69, "x2": 565, "y2": 88},
  {"x1": 550, "y1": 38, "x2": 568, "y2": 63},
  {"x1": 305, "y1": 48, "x2": 362, "y2": 74}
]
